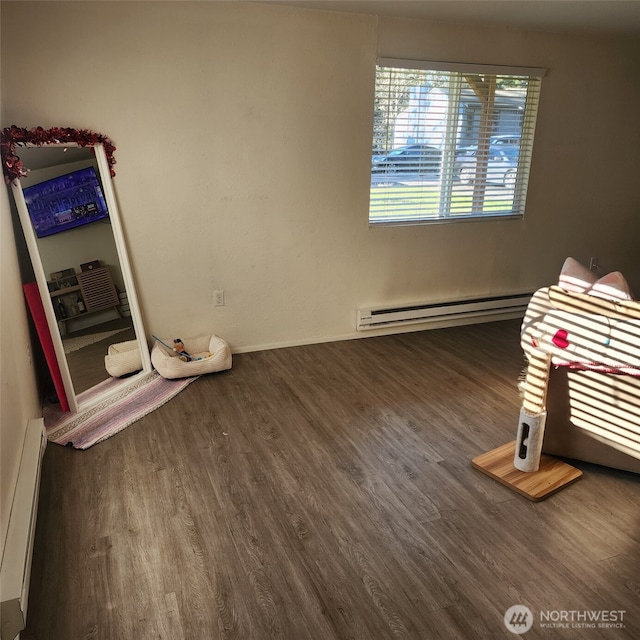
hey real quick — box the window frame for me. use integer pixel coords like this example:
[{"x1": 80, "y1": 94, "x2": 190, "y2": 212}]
[{"x1": 369, "y1": 58, "x2": 546, "y2": 226}]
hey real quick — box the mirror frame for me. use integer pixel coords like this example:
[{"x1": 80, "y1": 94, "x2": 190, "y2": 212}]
[{"x1": 10, "y1": 141, "x2": 151, "y2": 413}]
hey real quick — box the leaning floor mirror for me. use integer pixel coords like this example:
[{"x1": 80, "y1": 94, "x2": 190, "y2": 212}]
[{"x1": 6, "y1": 130, "x2": 151, "y2": 414}]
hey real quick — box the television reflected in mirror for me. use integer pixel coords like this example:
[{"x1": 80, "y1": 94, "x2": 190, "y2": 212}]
[{"x1": 22, "y1": 165, "x2": 110, "y2": 238}]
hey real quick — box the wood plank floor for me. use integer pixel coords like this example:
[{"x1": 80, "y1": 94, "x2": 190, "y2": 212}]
[{"x1": 24, "y1": 320, "x2": 640, "y2": 639}]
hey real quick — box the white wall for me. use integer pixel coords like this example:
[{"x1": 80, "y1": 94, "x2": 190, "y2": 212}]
[
  {"x1": 2, "y1": 1, "x2": 639, "y2": 357},
  {"x1": 1, "y1": 185, "x2": 41, "y2": 563}
]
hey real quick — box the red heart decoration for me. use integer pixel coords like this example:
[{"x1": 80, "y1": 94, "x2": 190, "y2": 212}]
[{"x1": 552, "y1": 329, "x2": 570, "y2": 349}]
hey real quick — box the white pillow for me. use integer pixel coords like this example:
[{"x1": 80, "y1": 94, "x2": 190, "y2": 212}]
[
  {"x1": 588, "y1": 271, "x2": 635, "y2": 301},
  {"x1": 558, "y1": 257, "x2": 597, "y2": 293}
]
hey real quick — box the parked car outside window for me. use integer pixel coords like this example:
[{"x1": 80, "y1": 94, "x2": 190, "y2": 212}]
[
  {"x1": 372, "y1": 144, "x2": 442, "y2": 175},
  {"x1": 490, "y1": 134, "x2": 521, "y2": 146},
  {"x1": 455, "y1": 134, "x2": 521, "y2": 156},
  {"x1": 455, "y1": 144, "x2": 520, "y2": 188}
]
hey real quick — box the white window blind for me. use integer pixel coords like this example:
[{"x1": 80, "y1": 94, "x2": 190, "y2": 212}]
[{"x1": 369, "y1": 59, "x2": 544, "y2": 224}]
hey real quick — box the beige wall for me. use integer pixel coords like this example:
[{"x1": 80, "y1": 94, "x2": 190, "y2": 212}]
[
  {"x1": 1, "y1": 186, "x2": 41, "y2": 555},
  {"x1": 2, "y1": 2, "x2": 639, "y2": 354},
  {"x1": 377, "y1": 15, "x2": 640, "y2": 288},
  {"x1": 2, "y1": 0, "x2": 639, "y2": 553}
]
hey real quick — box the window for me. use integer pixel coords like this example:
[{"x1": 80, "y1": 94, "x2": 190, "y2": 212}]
[{"x1": 369, "y1": 59, "x2": 544, "y2": 224}]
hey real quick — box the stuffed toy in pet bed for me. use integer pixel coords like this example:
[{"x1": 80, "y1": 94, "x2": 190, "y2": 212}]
[{"x1": 151, "y1": 334, "x2": 232, "y2": 379}]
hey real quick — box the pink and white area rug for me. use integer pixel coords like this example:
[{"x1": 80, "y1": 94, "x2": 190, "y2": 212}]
[{"x1": 43, "y1": 371, "x2": 198, "y2": 449}]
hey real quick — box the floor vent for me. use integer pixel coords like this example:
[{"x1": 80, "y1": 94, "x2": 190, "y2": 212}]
[{"x1": 357, "y1": 292, "x2": 533, "y2": 331}]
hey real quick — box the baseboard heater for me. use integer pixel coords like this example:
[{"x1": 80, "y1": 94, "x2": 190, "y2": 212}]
[
  {"x1": 357, "y1": 292, "x2": 533, "y2": 331},
  {"x1": 1, "y1": 418, "x2": 47, "y2": 640}
]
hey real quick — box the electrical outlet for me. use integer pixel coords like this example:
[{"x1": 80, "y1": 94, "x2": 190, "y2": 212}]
[
  {"x1": 26, "y1": 344, "x2": 32, "y2": 365},
  {"x1": 589, "y1": 257, "x2": 599, "y2": 271},
  {"x1": 214, "y1": 290, "x2": 225, "y2": 307}
]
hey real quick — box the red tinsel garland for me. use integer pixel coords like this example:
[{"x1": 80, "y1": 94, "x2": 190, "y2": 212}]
[{"x1": 1, "y1": 125, "x2": 116, "y2": 183}]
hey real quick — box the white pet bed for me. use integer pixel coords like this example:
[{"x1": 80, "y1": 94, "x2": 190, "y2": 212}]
[
  {"x1": 105, "y1": 340, "x2": 143, "y2": 378},
  {"x1": 151, "y1": 334, "x2": 232, "y2": 379}
]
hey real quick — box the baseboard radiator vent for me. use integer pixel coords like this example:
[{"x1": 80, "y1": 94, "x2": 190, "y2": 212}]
[
  {"x1": 1, "y1": 418, "x2": 47, "y2": 640},
  {"x1": 357, "y1": 292, "x2": 533, "y2": 331}
]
